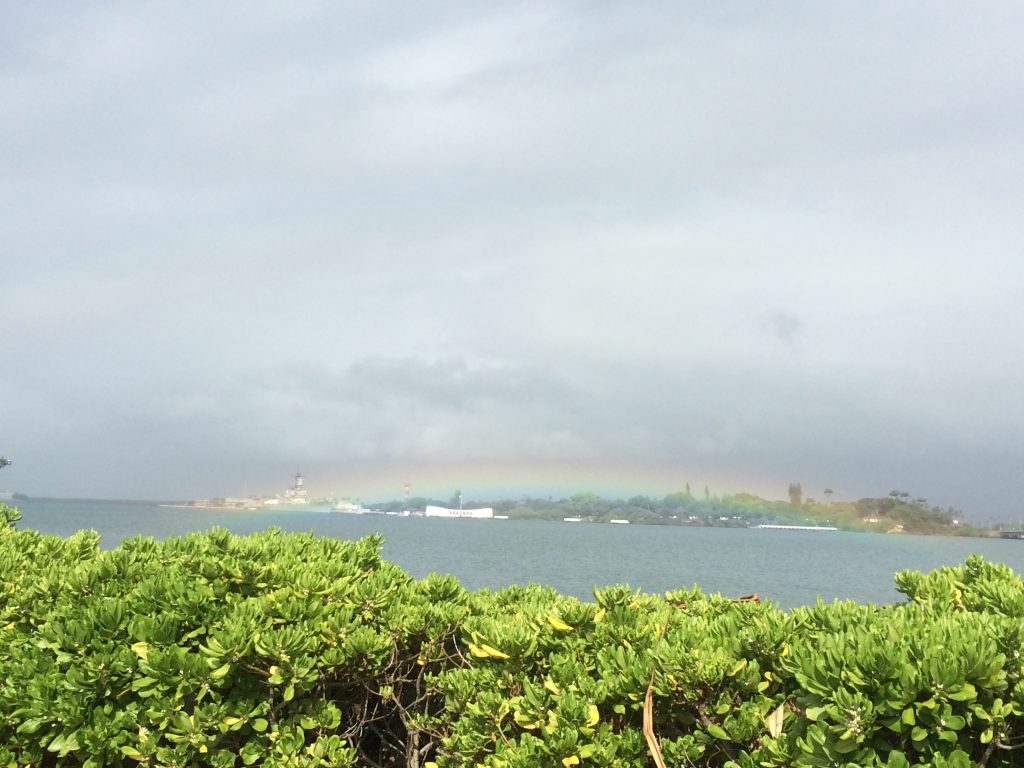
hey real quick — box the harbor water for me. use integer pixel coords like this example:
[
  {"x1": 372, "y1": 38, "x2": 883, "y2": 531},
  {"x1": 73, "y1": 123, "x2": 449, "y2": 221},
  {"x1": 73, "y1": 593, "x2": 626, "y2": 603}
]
[{"x1": 10, "y1": 498, "x2": 1024, "y2": 609}]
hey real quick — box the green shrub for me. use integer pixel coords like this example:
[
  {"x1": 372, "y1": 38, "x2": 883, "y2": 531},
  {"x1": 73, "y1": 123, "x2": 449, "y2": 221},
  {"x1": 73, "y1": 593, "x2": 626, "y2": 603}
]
[{"x1": 1, "y1": 504, "x2": 1021, "y2": 767}]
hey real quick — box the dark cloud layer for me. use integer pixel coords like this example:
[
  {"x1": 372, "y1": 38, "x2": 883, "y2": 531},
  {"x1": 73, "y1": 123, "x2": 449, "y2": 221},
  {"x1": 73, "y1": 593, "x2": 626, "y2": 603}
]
[{"x1": 2, "y1": 3, "x2": 1023, "y2": 519}]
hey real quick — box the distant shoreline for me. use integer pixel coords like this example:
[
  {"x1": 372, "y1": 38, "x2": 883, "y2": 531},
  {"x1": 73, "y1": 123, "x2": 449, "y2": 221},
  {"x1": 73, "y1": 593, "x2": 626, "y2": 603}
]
[{"x1": 5, "y1": 493, "x2": 1003, "y2": 539}]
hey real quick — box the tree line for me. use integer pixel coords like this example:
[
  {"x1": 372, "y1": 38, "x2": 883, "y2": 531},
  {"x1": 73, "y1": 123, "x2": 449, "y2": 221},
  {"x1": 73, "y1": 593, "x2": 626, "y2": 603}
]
[{"x1": 368, "y1": 486, "x2": 978, "y2": 536}]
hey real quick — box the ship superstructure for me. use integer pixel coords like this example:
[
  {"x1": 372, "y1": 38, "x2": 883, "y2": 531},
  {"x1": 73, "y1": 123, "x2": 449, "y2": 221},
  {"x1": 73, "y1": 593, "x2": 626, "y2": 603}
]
[
  {"x1": 283, "y1": 472, "x2": 309, "y2": 504},
  {"x1": 263, "y1": 472, "x2": 310, "y2": 507}
]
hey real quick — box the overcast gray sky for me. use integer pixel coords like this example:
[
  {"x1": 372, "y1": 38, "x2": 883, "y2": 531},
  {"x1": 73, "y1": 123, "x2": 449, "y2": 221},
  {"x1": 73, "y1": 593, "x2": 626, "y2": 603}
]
[{"x1": 2, "y1": 3, "x2": 1023, "y2": 519}]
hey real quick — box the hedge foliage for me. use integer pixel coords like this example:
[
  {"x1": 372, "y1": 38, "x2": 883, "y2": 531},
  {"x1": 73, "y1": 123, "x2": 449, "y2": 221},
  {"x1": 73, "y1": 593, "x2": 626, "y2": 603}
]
[{"x1": 1, "y1": 503, "x2": 1023, "y2": 767}]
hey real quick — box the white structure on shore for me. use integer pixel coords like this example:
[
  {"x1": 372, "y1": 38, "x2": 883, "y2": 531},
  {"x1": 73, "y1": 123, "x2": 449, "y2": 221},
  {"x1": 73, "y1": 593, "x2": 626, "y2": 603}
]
[{"x1": 424, "y1": 505, "x2": 493, "y2": 519}]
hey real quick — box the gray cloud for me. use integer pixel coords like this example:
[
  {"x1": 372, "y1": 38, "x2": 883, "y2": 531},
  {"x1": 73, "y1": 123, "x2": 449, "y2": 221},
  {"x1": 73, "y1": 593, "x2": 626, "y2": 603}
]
[
  {"x1": 760, "y1": 312, "x2": 803, "y2": 350},
  {"x1": 2, "y1": 2, "x2": 1023, "y2": 519}
]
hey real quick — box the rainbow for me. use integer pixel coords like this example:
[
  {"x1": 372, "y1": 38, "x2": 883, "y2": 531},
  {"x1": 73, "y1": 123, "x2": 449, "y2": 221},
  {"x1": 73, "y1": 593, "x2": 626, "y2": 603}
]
[{"x1": 315, "y1": 457, "x2": 786, "y2": 504}]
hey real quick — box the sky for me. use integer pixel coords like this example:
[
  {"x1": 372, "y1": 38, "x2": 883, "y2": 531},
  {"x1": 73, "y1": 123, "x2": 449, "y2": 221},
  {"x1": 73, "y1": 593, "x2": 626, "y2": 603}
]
[{"x1": 2, "y1": 3, "x2": 1023, "y2": 520}]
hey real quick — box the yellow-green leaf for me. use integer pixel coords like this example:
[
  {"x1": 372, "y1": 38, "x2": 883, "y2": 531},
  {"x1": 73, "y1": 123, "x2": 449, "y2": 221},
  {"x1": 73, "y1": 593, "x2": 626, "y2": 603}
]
[
  {"x1": 547, "y1": 613, "x2": 574, "y2": 632},
  {"x1": 707, "y1": 724, "x2": 728, "y2": 740},
  {"x1": 805, "y1": 706, "x2": 825, "y2": 721},
  {"x1": 469, "y1": 643, "x2": 510, "y2": 660},
  {"x1": 513, "y1": 711, "x2": 541, "y2": 729},
  {"x1": 130, "y1": 642, "x2": 149, "y2": 660}
]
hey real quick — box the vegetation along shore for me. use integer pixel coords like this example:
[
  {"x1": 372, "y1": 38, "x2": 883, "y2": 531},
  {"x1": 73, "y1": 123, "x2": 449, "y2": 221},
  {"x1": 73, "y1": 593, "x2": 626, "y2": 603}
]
[{"x1": 366, "y1": 486, "x2": 986, "y2": 537}]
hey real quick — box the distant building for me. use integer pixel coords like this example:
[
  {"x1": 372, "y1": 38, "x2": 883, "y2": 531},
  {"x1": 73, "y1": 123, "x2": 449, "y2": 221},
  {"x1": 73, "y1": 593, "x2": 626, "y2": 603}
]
[{"x1": 424, "y1": 505, "x2": 493, "y2": 519}]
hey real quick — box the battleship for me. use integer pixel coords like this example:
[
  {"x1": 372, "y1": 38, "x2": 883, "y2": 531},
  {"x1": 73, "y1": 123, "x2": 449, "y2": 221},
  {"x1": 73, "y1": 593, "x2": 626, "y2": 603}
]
[
  {"x1": 260, "y1": 472, "x2": 329, "y2": 511},
  {"x1": 177, "y1": 472, "x2": 333, "y2": 511}
]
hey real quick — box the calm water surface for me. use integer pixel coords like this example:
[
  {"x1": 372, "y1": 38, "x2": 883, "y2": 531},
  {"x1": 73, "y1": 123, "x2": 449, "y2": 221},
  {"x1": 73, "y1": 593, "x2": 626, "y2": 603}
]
[{"x1": 12, "y1": 498, "x2": 1024, "y2": 609}]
